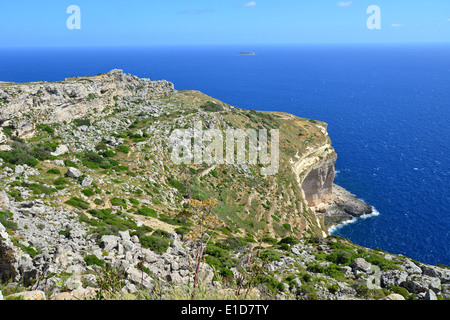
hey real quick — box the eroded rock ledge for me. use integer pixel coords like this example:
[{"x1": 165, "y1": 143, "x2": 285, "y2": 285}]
[{"x1": 312, "y1": 184, "x2": 373, "y2": 229}]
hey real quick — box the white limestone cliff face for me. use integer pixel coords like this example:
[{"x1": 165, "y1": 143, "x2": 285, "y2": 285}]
[
  {"x1": 291, "y1": 138, "x2": 336, "y2": 207},
  {"x1": 0, "y1": 69, "x2": 176, "y2": 138},
  {"x1": 290, "y1": 127, "x2": 372, "y2": 231}
]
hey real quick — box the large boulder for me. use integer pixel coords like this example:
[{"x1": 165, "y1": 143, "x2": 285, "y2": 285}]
[
  {"x1": 100, "y1": 235, "x2": 119, "y2": 253},
  {"x1": 7, "y1": 290, "x2": 46, "y2": 300},
  {"x1": 383, "y1": 293, "x2": 405, "y2": 300},
  {"x1": 404, "y1": 274, "x2": 441, "y2": 294},
  {"x1": 421, "y1": 265, "x2": 450, "y2": 283},
  {"x1": 66, "y1": 167, "x2": 81, "y2": 178},
  {"x1": 380, "y1": 270, "x2": 408, "y2": 288},
  {"x1": 50, "y1": 145, "x2": 69, "y2": 157},
  {"x1": 350, "y1": 258, "x2": 372, "y2": 274}
]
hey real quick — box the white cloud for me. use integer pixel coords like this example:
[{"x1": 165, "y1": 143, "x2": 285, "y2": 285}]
[
  {"x1": 337, "y1": 1, "x2": 352, "y2": 7},
  {"x1": 391, "y1": 23, "x2": 404, "y2": 28},
  {"x1": 244, "y1": 1, "x2": 257, "y2": 7}
]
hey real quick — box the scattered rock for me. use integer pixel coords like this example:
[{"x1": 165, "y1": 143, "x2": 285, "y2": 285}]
[
  {"x1": 50, "y1": 288, "x2": 97, "y2": 300},
  {"x1": 350, "y1": 258, "x2": 372, "y2": 274},
  {"x1": 380, "y1": 270, "x2": 408, "y2": 288},
  {"x1": 7, "y1": 290, "x2": 46, "y2": 300},
  {"x1": 50, "y1": 145, "x2": 69, "y2": 157},
  {"x1": 383, "y1": 293, "x2": 405, "y2": 300},
  {"x1": 100, "y1": 235, "x2": 119, "y2": 253},
  {"x1": 404, "y1": 275, "x2": 441, "y2": 294},
  {"x1": 80, "y1": 176, "x2": 93, "y2": 187},
  {"x1": 66, "y1": 167, "x2": 82, "y2": 178},
  {"x1": 53, "y1": 159, "x2": 65, "y2": 166},
  {"x1": 424, "y1": 289, "x2": 438, "y2": 300}
]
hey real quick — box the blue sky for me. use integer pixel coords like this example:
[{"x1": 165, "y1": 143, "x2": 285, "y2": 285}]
[{"x1": 1, "y1": 0, "x2": 449, "y2": 47}]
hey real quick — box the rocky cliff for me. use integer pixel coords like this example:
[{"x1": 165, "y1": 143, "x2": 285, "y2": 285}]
[
  {"x1": 0, "y1": 69, "x2": 175, "y2": 138},
  {"x1": 0, "y1": 70, "x2": 447, "y2": 301}
]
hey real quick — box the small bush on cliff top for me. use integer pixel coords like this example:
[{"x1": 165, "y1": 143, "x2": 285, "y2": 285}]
[
  {"x1": 0, "y1": 141, "x2": 39, "y2": 167},
  {"x1": 84, "y1": 254, "x2": 105, "y2": 267},
  {"x1": 65, "y1": 197, "x2": 90, "y2": 210},
  {"x1": 136, "y1": 206, "x2": 157, "y2": 218},
  {"x1": 200, "y1": 101, "x2": 223, "y2": 112},
  {"x1": 140, "y1": 235, "x2": 171, "y2": 254}
]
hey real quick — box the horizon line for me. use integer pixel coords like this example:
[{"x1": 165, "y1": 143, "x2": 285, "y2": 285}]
[{"x1": 1, "y1": 41, "x2": 450, "y2": 49}]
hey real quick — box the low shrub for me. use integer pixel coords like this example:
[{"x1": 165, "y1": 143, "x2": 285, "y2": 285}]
[
  {"x1": 64, "y1": 160, "x2": 78, "y2": 168},
  {"x1": 0, "y1": 211, "x2": 18, "y2": 232},
  {"x1": 84, "y1": 254, "x2": 105, "y2": 267},
  {"x1": 262, "y1": 237, "x2": 278, "y2": 245},
  {"x1": 65, "y1": 197, "x2": 90, "y2": 210},
  {"x1": 136, "y1": 206, "x2": 157, "y2": 217},
  {"x1": 27, "y1": 183, "x2": 56, "y2": 195},
  {"x1": 110, "y1": 197, "x2": 127, "y2": 209},
  {"x1": 278, "y1": 236, "x2": 299, "y2": 245},
  {"x1": 174, "y1": 226, "x2": 190, "y2": 237},
  {"x1": 115, "y1": 145, "x2": 130, "y2": 154},
  {"x1": 75, "y1": 118, "x2": 91, "y2": 126},
  {"x1": 54, "y1": 177, "x2": 68, "y2": 186},
  {"x1": 326, "y1": 250, "x2": 359, "y2": 265},
  {"x1": 84, "y1": 209, "x2": 151, "y2": 238},
  {"x1": 0, "y1": 141, "x2": 39, "y2": 167},
  {"x1": 81, "y1": 188, "x2": 95, "y2": 197},
  {"x1": 152, "y1": 229, "x2": 170, "y2": 239},
  {"x1": 390, "y1": 286, "x2": 412, "y2": 300},
  {"x1": 200, "y1": 101, "x2": 223, "y2": 112},
  {"x1": 139, "y1": 235, "x2": 171, "y2": 254},
  {"x1": 94, "y1": 198, "x2": 104, "y2": 205},
  {"x1": 260, "y1": 249, "x2": 281, "y2": 262},
  {"x1": 36, "y1": 124, "x2": 55, "y2": 135}
]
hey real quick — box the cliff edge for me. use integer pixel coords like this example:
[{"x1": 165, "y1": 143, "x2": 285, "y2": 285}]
[{"x1": 2, "y1": 70, "x2": 441, "y2": 302}]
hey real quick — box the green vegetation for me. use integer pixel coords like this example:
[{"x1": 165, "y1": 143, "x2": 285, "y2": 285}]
[
  {"x1": 0, "y1": 210, "x2": 18, "y2": 232},
  {"x1": 110, "y1": 197, "x2": 127, "y2": 209},
  {"x1": 81, "y1": 188, "x2": 95, "y2": 197},
  {"x1": 36, "y1": 124, "x2": 55, "y2": 135},
  {"x1": 140, "y1": 234, "x2": 171, "y2": 254},
  {"x1": 115, "y1": 145, "x2": 130, "y2": 154},
  {"x1": 136, "y1": 206, "x2": 157, "y2": 218},
  {"x1": 84, "y1": 254, "x2": 105, "y2": 267},
  {"x1": 75, "y1": 118, "x2": 91, "y2": 127},
  {"x1": 200, "y1": 101, "x2": 223, "y2": 112},
  {"x1": 86, "y1": 93, "x2": 97, "y2": 102},
  {"x1": 81, "y1": 209, "x2": 152, "y2": 239},
  {"x1": 65, "y1": 197, "x2": 90, "y2": 210},
  {"x1": 11, "y1": 238, "x2": 40, "y2": 258},
  {"x1": 0, "y1": 83, "x2": 435, "y2": 301},
  {"x1": 0, "y1": 141, "x2": 41, "y2": 167},
  {"x1": 54, "y1": 177, "x2": 68, "y2": 186}
]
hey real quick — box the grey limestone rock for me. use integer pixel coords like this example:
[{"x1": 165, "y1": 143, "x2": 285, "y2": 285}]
[
  {"x1": 50, "y1": 145, "x2": 69, "y2": 157},
  {"x1": 66, "y1": 167, "x2": 82, "y2": 178},
  {"x1": 380, "y1": 270, "x2": 408, "y2": 288},
  {"x1": 100, "y1": 235, "x2": 119, "y2": 253},
  {"x1": 404, "y1": 274, "x2": 441, "y2": 294},
  {"x1": 350, "y1": 258, "x2": 372, "y2": 274}
]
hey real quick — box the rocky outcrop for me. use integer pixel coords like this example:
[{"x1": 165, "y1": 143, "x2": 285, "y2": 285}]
[
  {"x1": 0, "y1": 197, "x2": 214, "y2": 298},
  {"x1": 300, "y1": 153, "x2": 336, "y2": 207},
  {"x1": 312, "y1": 184, "x2": 374, "y2": 228},
  {"x1": 291, "y1": 129, "x2": 372, "y2": 231},
  {"x1": 2, "y1": 70, "x2": 447, "y2": 301},
  {"x1": 0, "y1": 69, "x2": 176, "y2": 138}
]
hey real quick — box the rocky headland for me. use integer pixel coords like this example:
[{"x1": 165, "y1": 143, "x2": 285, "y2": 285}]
[{"x1": 0, "y1": 70, "x2": 448, "y2": 301}]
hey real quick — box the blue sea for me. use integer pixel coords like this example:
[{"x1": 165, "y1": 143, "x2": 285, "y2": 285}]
[{"x1": 0, "y1": 45, "x2": 449, "y2": 266}]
